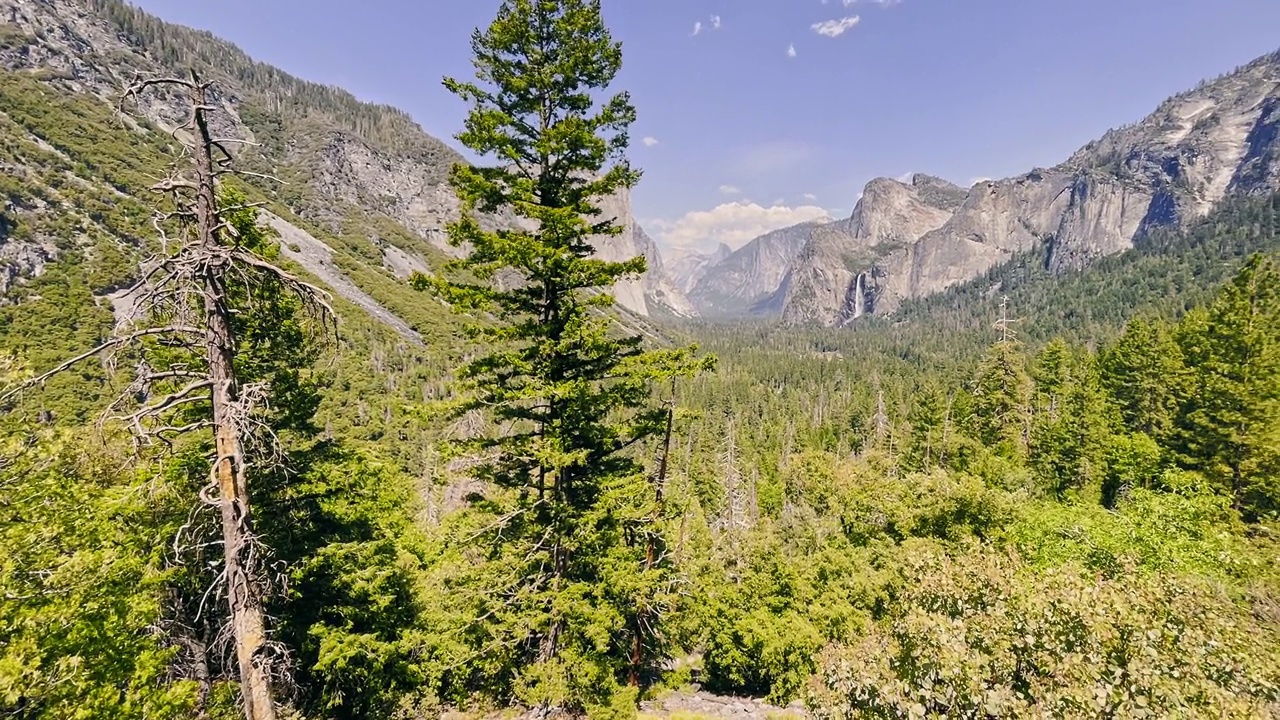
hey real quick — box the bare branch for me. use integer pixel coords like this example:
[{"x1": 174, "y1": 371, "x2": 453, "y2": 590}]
[
  {"x1": 0, "y1": 326, "x2": 204, "y2": 404},
  {"x1": 109, "y1": 380, "x2": 212, "y2": 426}
]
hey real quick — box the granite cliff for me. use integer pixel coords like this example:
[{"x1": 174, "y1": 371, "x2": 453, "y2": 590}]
[
  {"x1": 770, "y1": 49, "x2": 1280, "y2": 325},
  {"x1": 688, "y1": 218, "x2": 829, "y2": 317}
]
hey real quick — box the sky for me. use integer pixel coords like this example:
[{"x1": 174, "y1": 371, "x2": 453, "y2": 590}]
[{"x1": 128, "y1": 0, "x2": 1280, "y2": 252}]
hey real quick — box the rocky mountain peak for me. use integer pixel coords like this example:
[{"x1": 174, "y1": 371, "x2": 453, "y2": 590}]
[{"x1": 769, "y1": 45, "x2": 1280, "y2": 326}]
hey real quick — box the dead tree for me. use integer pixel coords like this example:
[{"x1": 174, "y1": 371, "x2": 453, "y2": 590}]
[
  {"x1": 2, "y1": 71, "x2": 332, "y2": 720},
  {"x1": 629, "y1": 383, "x2": 677, "y2": 687}
]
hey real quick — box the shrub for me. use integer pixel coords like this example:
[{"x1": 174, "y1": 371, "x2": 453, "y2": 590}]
[
  {"x1": 1006, "y1": 483, "x2": 1258, "y2": 580},
  {"x1": 810, "y1": 549, "x2": 1280, "y2": 719}
]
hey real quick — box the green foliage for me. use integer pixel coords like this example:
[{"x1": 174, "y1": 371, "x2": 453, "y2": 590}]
[
  {"x1": 1171, "y1": 254, "x2": 1280, "y2": 519},
  {"x1": 0, "y1": 431, "x2": 196, "y2": 719},
  {"x1": 810, "y1": 549, "x2": 1280, "y2": 719},
  {"x1": 418, "y1": 0, "x2": 710, "y2": 707},
  {"x1": 262, "y1": 445, "x2": 433, "y2": 720},
  {"x1": 1099, "y1": 317, "x2": 1185, "y2": 442},
  {"x1": 1007, "y1": 484, "x2": 1259, "y2": 579},
  {"x1": 970, "y1": 336, "x2": 1032, "y2": 463},
  {"x1": 1028, "y1": 341, "x2": 1112, "y2": 498},
  {"x1": 3, "y1": 2, "x2": 1280, "y2": 715}
]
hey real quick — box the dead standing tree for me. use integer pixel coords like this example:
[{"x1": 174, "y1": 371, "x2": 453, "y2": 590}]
[{"x1": 3, "y1": 71, "x2": 333, "y2": 720}]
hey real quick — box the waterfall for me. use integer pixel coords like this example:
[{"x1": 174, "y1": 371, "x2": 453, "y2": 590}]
[{"x1": 853, "y1": 272, "x2": 867, "y2": 318}]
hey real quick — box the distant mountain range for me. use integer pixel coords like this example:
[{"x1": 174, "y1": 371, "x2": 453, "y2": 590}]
[
  {"x1": 672, "y1": 48, "x2": 1280, "y2": 325},
  {"x1": 2, "y1": 0, "x2": 1278, "y2": 333}
]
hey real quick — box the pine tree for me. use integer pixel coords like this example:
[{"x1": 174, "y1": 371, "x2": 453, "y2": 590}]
[
  {"x1": 420, "y1": 0, "x2": 709, "y2": 707},
  {"x1": 1100, "y1": 317, "x2": 1185, "y2": 443},
  {"x1": 1029, "y1": 341, "x2": 1111, "y2": 498},
  {"x1": 971, "y1": 300, "x2": 1032, "y2": 462},
  {"x1": 904, "y1": 385, "x2": 947, "y2": 472},
  {"x1": 1173, "y1": 254, "x2": 1280, "y2": 518}
]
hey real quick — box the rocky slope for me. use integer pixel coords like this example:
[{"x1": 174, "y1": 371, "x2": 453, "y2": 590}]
[
  {"x1": 778, "y1": 49, "x2": 1280, "y2": 326},
  {"x1": 666, "y1": 243, "x2": 733, "y2": 294},
  {"x1": 778, "y1": 175, "x2": 964, "y2": 324},
  {"x1": 689, "y1": 218, "x2": 830, "y2": 317},
  {"x1": 593, "y1": 189, "x2": 696, "y2": 317},
  {"x1": 0, "y1": 0, "x2": 688, "y2": 324}
]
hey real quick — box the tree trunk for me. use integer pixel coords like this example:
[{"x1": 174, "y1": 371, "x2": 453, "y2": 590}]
[{"x1": 190, "y1": 78, "x2": 278, "y2": 720}]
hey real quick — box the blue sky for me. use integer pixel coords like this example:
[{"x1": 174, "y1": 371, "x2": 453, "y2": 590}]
[{"x1": 130, "y1": 0, "x2": 1280, "y2": 250}]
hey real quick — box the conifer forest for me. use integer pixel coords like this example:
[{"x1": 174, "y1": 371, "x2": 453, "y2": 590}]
[{"x1": 0, "y1": 1, "x2": 1278, "y2": 718}]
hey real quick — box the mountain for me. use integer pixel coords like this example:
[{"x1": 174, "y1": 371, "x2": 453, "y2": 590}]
[
  {"x1": 779, "y1": 174, "x2": 966, "y2": 325},
  {"x1": 778, "y1": 49, "x2": 1280, "y2": 326},
  {"x1": 593, "y1": 189, "x2": 697, "y2": 317},
  {"x1": 0, "y1": 0, "x2": 687, "y2": 328},
  {"x1": 665, "y1": 243, "x2": 733, "y2": 294},
  {"x1": 688, "y1": 218, "x2": 830, "y2": 316}
]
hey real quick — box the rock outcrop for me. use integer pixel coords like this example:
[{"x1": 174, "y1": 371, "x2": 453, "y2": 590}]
[
  {"x1": 689, "y1": 218, "x2": 829, "y2": 317},
  {"x1": 666, "y1": 243, "x2": 733, "y2": 294},
  {"x1": 0, "y1": 0, "x2": 687, "y2": 326},
  {"x1": 593, "y1": 188, "x2": 697, "y2": 317},
  {"x1": 780, "y1": 175, "x2": 964, "y2": 324},
  {"x1": 776, "y1": 49, "x2": 1280, "y2": 326}
]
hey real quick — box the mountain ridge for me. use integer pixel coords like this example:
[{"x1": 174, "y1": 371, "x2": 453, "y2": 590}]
[
  {"x1": 0, "y1": 0, "x2": 690, "y2": 323},
  {"x1": 672, "y1": 49, "x2": 1280, "y2": 325},
  {"x1": 778, "y1": 48, "x2": 1280, "y2": 325}
]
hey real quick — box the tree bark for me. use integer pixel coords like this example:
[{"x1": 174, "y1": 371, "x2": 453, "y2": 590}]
[{"x1": 190, "y1": 77, "x2": 278, "y2": 720}]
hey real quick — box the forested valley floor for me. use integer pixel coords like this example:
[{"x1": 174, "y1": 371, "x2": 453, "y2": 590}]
[{"x1": 1, "y1": 1, "x2": 1280, "y2": 719}]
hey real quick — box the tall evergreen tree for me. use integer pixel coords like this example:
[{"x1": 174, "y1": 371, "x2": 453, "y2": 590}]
[
  {"x1": 420, "y1": 0, "x2": 709, "y2": 707},
  {"x1": 971, "y1": 303, "x2": 1032, "y2": 463},
  {"x1": 1173, "y1": 254, "x2": 1280, "y2": 518},
  {"x1": 1100, "y1": 317, "x2": 1185, "y2": 443},
  {"x1": 1029, "y1": 340, "x2": 1111, "y2": 498}
]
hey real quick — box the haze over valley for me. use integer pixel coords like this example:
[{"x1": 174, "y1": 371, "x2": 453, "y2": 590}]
[{"x1": 1, "y1": 1, "x2": 1279, "y2": 718}]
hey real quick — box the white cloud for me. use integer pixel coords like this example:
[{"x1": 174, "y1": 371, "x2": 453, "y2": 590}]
[
  {"x1": 710, "y1": 14, "x2": 721, "y2": 29},
  {"x1": 803, "y1": 192, "x2": 818, "y2": 201},
  {"x1": 719, "y1": 184, "x2": 741, "y2": 195},
  {"x1": 642, "y1": 136, "x2": 660, "y2": 147},
  {"x1": 811, "y1": 15, "x2": 861, "y2": 37},
  {"x1": 651, "y1": 201, "x2": 831, "y2": 250},
  {"x1": 692, "y1": 21, "x2": 702, "y2": 36},
  {"x1": 968, "y1": 176, "x2": 993, "y2": 186},
  {"x1": 787, "y1": 43, "x2": 797, "y2": 58}
]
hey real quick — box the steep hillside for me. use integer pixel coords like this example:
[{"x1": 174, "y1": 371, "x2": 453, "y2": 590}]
[
  {"x1": 780, "y1": 174, "x2": 965, "y2": 325},
  {"x1": 593, "y1": 189, "x2": 696, "y2": 317},
  {"x1": 666, "y1": 243, "x2": 733, "y2": 294},
  {"x1": 689, "y1": 218, "x2": 829, "y2": 316},
  {"x1": 0, "y1": 0, "x2": 686, "y2": 325},
  {"x1": 777, "y1": 49, "x2": 1280, "y2": 326}
]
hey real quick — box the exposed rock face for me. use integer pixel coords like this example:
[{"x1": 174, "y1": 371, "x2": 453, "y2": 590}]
[
  {"x1": 0, "y1": 235, "x2": 55, "y2": 296},
  {"x1": 690, "y1": 218, "x2": 829, "y2": 317},
  {"x1": 777, "y1": 50, "x2": 1280, "y2": 326},
  {"x1": 301, "y1": 134, "x2": 460, "y2": 255},
  {"x1": 0, "y1": 0, "x2": 686, "y2": 326},
  {"x1": 593, "y1": 188, "x2": 697, "y2": 317},
  {"x1": 780, "y1": 175, "x2": 964, "y2": 324},
  {"x1": 264, "y1": 212, "x2": 422, "y2": 343},
  {"x1": 666, "y1": 243, "x2": 733, "y2": 294}
]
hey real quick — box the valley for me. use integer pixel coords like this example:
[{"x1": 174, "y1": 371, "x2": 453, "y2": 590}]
[{"x1": 0, "y1": 1, "x2": 1278, "y2": 719}]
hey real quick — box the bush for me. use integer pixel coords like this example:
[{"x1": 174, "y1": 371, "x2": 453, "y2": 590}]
[
  {"x1": 810, "y1": 549, "x2": 1280, "y2": 719},
  {"x1": 1006, "y1": 483, "x2": 1258, "y2": 580},
  {"x1": 837, "y1": 471, "x2": 1018, "y2": 545}
]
